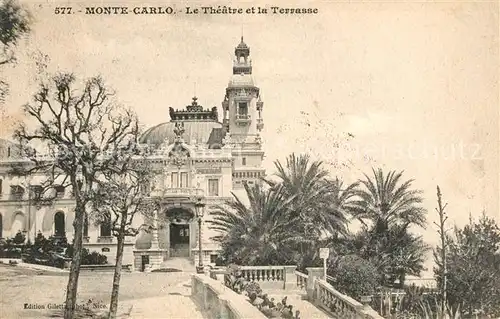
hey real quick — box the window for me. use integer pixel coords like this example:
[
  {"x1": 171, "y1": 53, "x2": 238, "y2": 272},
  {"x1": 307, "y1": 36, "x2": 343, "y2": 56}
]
[
  {"x1": 54, "y1": 212, "x2": 65, "y2": 237},
  {"x1": 140, "y1": 182, "x2": 150, "y2": 195},
  {"x1": 171, "y1": 172, "x2": 178, "y2": 188},
  {"x1": 54, "y1": 185, "x2": 65, "y2": 198},
  {"x1": 238, "y1": 102, "x2": 248, "y2": 115},
  {"x1": 10, "y1": 185, "x2": 24, "y2": 199},
  {"x1": 83, "y1": 215, "x2": 89, "y2": 237},
  {"x1": 208, "y1": 179, "x2": 219, "y2": 196},
  {"x1": 0, "y1": 214, "x2": 2, "y2": 238},
  {"x1": 180, "y1": 172, "x2": 188, "y2": 188},
  {"x1": 242, "y1": 157, "x2": 246, "y2": 166},
  {"x1": 100, "y1": 217, "x2": 112, "y2": 237},
  {"x1": 210, "y1": 254, "x2": 218, "y2": 264},
  {"x1": 30, "y1": 185, "x2": 43, "y2": 199},
  {"x1": 0, "y1": 179, "x2": 2, "y2": 194}
]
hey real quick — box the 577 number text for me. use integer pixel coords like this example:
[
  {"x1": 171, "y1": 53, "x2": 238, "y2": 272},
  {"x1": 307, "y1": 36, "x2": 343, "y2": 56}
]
[{"x1": 54, "y1": 7, "x2": 73, "y2": 14}]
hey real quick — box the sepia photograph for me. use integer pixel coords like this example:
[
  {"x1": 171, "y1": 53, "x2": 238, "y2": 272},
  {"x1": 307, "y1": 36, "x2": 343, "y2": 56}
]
[{"x1": 0, "y1": 0, "x2": 498, "y2": 318}]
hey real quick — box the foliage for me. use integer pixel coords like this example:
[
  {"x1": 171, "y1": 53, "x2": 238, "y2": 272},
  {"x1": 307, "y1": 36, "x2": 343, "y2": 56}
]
[
  {"x1": 435, "y1": 213, "x2": 500, "y2": 317},
  {"x1": 223, "y1": 264, "x2": 300, "y2": 319},
  {"x1": 0, "y1": 0, "x2": 31, "y2": 102},
  {"x1": 328, "y1": 254, "x2": 380, "y2": 300},
  {"x1": 348, "y1": 168, "x2": 429, "y2": 287},
  {"x1": 209, "y1": 182, "x2": 298, "y2": 266},
  {"x1": 265, "y1": 154, "x2": 356, "y2": 268},
  {"x1": 0, "y1": 0, "x2": 31, "y2": 64},
  {"x1": 12, "y1": 230, "x2": 25, "y2": 244},
  {"x1": 351, "y1": 168, "x2": 427, "y2": 232},
  {"x1": 80, "y1": 248, "x2": 107, "y2": 265},
  {"x1": 210, "y1": 153, "x2": 357, "y2": 268}
]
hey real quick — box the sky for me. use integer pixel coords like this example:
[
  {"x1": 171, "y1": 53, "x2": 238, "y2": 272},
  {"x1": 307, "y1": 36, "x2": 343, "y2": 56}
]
[{"x1": 1, "y1": 0, "x2": 499, "y2": 273}]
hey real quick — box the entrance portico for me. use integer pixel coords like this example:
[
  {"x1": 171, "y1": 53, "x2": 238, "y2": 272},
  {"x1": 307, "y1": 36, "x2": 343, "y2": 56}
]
[{"x1": 164, "y1": 207, "x2": 196, "y2": 259}]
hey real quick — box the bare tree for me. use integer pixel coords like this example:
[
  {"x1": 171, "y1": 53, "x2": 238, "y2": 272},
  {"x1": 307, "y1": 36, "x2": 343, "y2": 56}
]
[
  {"x1": 14, "y1": 73, "x2": 139, "y2": 319},
  {"x1": 433, "y1": 186, "x2": 450, "y2": 318},
  {"x1": 92, "y1": 158, "x2": 159, "y2": 319}
]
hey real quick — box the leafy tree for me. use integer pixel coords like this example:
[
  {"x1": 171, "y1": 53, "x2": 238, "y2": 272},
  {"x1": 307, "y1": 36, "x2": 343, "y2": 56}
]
[
  {"x1": 0, "y1": 0, "x2": 31, "y2": 102},
  {"x1": 349, "y1": 224, "x2": 429, "y2": 287},
  {"x1": 438, "y1": 213, "x2": 500, "y2": 317},
  {"x1": 328, "y1": 254, "x2": 380, "y2": 300},
  {"x1": 15, "y1": 73, "x2": 139, "y2": 319},
  {"x1": 92, "y1": 158, "x2": 157, "y2": 319},
  {"x1": 209, "y1": 182, "x2": 298, "y2": 265},
  {"x1": 351, "y1": 168, "x2": 427, "y2": 233}
]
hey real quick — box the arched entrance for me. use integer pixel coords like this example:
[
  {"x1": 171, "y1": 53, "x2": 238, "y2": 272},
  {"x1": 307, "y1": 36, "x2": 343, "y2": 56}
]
[
  {"x1": 54, "y1": 211, "x2": 65, "y2": 237},
  {"x1": 166, "y1": 208, "x2": 194, "y2": 258}
]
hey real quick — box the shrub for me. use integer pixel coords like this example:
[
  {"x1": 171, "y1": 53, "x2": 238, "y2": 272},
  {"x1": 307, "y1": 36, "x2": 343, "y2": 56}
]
[
  {"x1": 81, "y1": 249, "x2": 107, "y2": 265},
  {"x1": 223, "y1": 264, "x2": 300, "y2": 319},
  {"x1": 12, "y1": 231, "x2": 26, "y2": 244},
  {"x1": 328, "y1": 254, "x2": 380, "y2": 300}
]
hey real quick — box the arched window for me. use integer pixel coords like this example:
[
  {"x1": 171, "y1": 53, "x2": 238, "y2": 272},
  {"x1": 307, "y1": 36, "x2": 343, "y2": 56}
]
[
  {"x1": 100, "y1": 216, "x2": 111, "y2": 237},
  {"x1": 54, "y1": 212, "x2": 65, "y2": 237},
  {"x1": 83, "y1": 215, "x2": 89, "y2": 237}
]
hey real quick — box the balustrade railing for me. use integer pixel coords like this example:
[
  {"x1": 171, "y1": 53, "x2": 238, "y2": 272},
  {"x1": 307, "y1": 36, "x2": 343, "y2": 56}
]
[
  {"x1": 293, "y1": 269, "x2": 382, "y2": 318},
  {"x1": 315, "y1": 279, "x2": 383, "y2": 319},
  {"x1": 151, "y1": 187, "x2": 204, "y2": 198},
  {"x1": 97, "y1": 236, "x2": 113, "y2": 244},
  {"x1": 191, "y1": 274, "x2": 266, "y2": 319},
  {"x1": 295, "y1": 270, "x2": 308, "y2": 290},
  {"x1": 239, "y1": 266, "x2": 284, "y2": 282}
]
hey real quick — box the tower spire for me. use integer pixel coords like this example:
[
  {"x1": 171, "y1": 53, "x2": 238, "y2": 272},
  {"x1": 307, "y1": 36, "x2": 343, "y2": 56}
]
[{"x1": 233, "y1": 36, "x2": 251, "y2": 75}]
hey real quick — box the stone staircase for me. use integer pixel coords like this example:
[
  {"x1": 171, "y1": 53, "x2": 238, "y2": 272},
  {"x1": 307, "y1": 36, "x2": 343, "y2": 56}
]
[{"x1": 160, "y1": 257, "x2": 196, "y2": 272}]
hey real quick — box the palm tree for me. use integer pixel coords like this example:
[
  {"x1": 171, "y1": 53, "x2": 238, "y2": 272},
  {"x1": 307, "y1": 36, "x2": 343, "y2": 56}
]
[
  {"x1": 351, "y1": 168, "x2": 427, "y2": 233},
  {"x1": 266, "y1": 154, "x2": 354, "y2": 237},
  {"x1": 208, "y1": 182, "x2": 300, "y2": 265},
  {"x1": 264, "y1": 153, "x2": 357, "y2": 268}
]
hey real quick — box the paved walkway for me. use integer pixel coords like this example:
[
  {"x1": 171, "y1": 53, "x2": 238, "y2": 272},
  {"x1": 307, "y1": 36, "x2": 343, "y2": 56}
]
[
  {"x1": 121, "y1": 279, "x2": 205, "y2": 318},
  {"x1": 0, "y1": 259, "x2": 69, "y2": 272},
  {"x1": 159, "y1": 257, "x2": 197, "y2": 272},
  {"x1": 265, "y1": 290, "x2": 333, "y2": 319}
]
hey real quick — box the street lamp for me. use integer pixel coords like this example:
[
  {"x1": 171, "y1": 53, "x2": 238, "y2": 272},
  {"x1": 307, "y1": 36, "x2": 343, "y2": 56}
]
[{"x1": 194, "y1": 197, "x2": 205, "y2": 274}]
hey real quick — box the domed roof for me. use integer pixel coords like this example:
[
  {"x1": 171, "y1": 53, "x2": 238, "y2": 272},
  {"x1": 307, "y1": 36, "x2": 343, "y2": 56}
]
[
  {"x1": 139, "y1": 121, "x2": 225, "y2": 148},
  {"x1": 228, "y1": 73, "x2": 255, "y2": 88},
  {"x1": 236, "y1": 37, "x2": 249, "y2": 50}
]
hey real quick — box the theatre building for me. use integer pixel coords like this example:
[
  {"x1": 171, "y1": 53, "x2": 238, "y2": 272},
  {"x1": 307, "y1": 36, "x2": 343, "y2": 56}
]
[{"x1": 0, "y1": 38, "x2": 266, "y2": 271}]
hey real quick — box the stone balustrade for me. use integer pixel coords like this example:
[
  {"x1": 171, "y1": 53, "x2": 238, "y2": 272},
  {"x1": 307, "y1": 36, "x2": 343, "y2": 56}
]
[
  {"x1": 191, "y1": 274, "x2": 267, "y2": 319},
  {"x1": 295, "y1": 268, "x2": 383, "y2": 319},
  {"x1": 295, "y1": 270, "x2": 308, "y2": 290},
  {"x1": 150, "y1": 187, "x2": 204, "y2": 198},
  {"x1": 209, "y1": 265, "x2": 297, "y2": 290}
]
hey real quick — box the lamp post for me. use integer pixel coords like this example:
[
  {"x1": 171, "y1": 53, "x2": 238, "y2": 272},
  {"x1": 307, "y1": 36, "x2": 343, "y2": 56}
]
[{"x1": 195, "y1": 197, "x2": 205, "y2": 274}]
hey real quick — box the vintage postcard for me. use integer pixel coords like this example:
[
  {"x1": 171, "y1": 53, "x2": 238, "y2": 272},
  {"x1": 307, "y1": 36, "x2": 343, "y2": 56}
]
[{"x1": 0, "y1": 0, "x2": 498, "y2": 318}]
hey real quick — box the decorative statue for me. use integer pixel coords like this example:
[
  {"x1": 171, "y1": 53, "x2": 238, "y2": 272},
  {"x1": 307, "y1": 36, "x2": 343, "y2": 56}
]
[{"x1": 173, "y1": 122, "x2": 185, "y2": 139}]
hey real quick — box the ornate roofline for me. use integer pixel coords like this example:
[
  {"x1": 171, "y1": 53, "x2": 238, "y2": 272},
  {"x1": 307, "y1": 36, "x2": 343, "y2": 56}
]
[{"x1": 169, "y1": 97, "x2": 218, "y2": 122}]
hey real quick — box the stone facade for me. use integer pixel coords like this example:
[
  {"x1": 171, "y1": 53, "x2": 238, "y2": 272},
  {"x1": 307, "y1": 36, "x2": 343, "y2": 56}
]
[{"x1": 0, "y1": 38, "x2": 265, "y2": 271}]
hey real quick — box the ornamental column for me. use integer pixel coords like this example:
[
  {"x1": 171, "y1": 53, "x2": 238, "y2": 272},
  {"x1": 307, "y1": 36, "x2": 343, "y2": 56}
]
[{"x1": 151, "y1": 209, "x2": 160, "y2": 250}]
